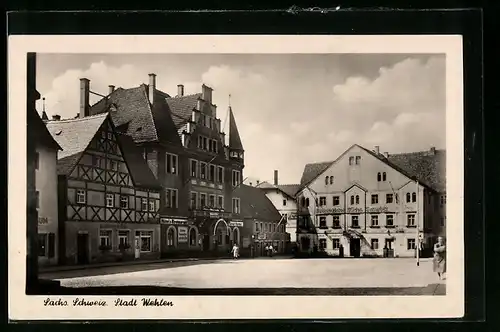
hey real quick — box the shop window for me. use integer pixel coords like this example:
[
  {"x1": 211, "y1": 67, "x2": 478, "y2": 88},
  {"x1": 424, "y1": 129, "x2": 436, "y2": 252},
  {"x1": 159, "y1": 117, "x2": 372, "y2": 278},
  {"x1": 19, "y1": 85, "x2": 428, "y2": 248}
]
[
  {"x1": 189, "y1": 228, "x2": 197, "y2": 246},
  {"x1": 167, "y1": 228, "x2": 176, "y2": 247},
  {"x1": 139, "y1": 231, "x2": 153, "y2": 252},
  {"x1": 332, "y1": 239, "x2": 340, "y2": 249},
  {"x1": 118, "y1": 230, "x2": 129, "y2": 247},
  {"x1": 99, "y1": 230, "x2": 112, "y2": 248}
]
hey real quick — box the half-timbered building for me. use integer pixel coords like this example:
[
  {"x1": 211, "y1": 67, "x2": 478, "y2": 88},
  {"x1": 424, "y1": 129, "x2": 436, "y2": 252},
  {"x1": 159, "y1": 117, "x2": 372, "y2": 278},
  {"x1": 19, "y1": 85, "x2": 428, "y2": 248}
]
[
  {"x1": 86, "y1": 74, "x2": 246, "y2": 257},
  {"x1": 46, "y1": 112, "x2": 162, "y2": 265}
]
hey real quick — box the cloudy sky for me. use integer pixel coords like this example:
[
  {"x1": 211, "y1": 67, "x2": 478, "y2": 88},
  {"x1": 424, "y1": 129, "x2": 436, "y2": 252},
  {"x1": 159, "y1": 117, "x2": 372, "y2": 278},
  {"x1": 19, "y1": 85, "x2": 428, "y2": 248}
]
[{"x1": 36, "y1": 53, "x2": 446, "y2": 185}]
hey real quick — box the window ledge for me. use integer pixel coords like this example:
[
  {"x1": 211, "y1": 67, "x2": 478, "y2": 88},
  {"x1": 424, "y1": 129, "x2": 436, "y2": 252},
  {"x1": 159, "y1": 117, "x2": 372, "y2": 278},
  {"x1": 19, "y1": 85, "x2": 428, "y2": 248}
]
[
  {"x1": 406, "y1": 225, "x2": 417, "y2": 228},
  {"x1": 370, "y1": 226, "x2": 380, "y2": 228},
  {"x1": 385, "y1": 225, "x2": 396, "y2": 228}
]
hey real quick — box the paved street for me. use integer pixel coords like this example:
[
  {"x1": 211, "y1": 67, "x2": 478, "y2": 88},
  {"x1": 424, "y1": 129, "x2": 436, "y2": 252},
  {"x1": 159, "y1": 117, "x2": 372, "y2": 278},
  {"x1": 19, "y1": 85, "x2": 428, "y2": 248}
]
[{"x1": 41, "y1": 258, "x2": 445, "y2": 294}]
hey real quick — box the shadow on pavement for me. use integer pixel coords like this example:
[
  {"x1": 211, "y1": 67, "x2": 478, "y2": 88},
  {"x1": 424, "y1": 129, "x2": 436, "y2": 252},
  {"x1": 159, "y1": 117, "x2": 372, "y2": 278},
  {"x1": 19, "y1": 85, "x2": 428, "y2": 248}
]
[{"x1": 32, "y1": 283, "x2": 446, "y2": 296}]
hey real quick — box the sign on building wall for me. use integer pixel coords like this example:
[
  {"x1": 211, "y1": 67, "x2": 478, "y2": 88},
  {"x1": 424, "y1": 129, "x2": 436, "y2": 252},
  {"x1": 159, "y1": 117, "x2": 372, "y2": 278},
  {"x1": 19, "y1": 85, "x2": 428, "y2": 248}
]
[
  {"x1": 316, "y1": 208, "x2": 345, "y2": 215},
  {"x1": 366, "y1": 206, "x2": 390, "y2": 213},
  {"x1": 38, "y1": 217, "x2": 48, "y2": 225},
  {"x1": 288, "y1": 213, "x2": 297, "y2": 220},
  {"x1": 178, "y1": 226, "x2": 188, "y2": 243},
  {"x1": 160, "y1": 218, "x2": 190, "y2": 225},
  {"x1": 258, "y1": 233, "x2": 267, "y2": 240},
  {"x1": 229, "y1": 221, "x2": 244, "y2": 227}
]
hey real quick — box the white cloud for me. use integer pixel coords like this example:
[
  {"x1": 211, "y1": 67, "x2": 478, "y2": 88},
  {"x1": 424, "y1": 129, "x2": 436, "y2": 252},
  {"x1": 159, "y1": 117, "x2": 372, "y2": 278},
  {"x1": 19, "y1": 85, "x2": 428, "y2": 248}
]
[{"x1": 37, "y1": 55, "x2": 445, "y2": 184}]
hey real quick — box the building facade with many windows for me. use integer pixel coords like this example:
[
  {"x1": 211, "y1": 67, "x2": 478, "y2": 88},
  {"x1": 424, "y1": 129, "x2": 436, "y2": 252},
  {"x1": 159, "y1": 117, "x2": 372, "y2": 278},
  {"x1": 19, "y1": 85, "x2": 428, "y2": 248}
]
[
  {"x1": 88, "y1": 74, "x2": 245, "y2": 256},
  {"x1": 46, "y1": 112, "x2": 162, "y2": 265},
  {"x1": 296, "y1": 144, "x2": 446, "y2": 258}
]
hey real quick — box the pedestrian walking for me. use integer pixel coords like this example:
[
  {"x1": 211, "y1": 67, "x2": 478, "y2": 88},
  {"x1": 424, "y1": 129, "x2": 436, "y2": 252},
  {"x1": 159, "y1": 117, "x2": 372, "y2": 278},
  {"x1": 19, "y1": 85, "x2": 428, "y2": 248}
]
[
  {"x1": 433, "y1": 236, "x2": 446, "y2": 280},
  {"x1": 231, "y1": 244, "x2": 239, "y2": 260}
]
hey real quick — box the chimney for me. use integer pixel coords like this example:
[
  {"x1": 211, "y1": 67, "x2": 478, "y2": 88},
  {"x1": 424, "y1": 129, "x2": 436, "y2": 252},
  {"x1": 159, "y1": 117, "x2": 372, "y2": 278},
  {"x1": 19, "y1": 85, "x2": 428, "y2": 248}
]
[
  {"x1": 148, "y1": 73, "x2": 156, "y2": 105},
  {"x1": 177, "y1": 84, "x2": 184, "y2": 97},
  {"x1": 79, "y1": 78, "x2": 90, "y2": 118},
  {"x1": 274, "y1": 170, "x2": 279, "y2": 186},
  {"x1": 202, "y1": 84, "x2": 212, "y2": 103},
  {"x1": 430, "y1": 147, "x2": 436, "y2": 155},
  {"x1": 52, "y1": 114, "x2": 61, "y2": 121},
  {"x1": 108, "y1": 85, "x2": 115, "y2": 95},
  {"x1": 383, "y1": 152, "x2": 389, "y2": 158},
  {"x1": 374, "y1": 145, "x2": 380, "y2": 154}
]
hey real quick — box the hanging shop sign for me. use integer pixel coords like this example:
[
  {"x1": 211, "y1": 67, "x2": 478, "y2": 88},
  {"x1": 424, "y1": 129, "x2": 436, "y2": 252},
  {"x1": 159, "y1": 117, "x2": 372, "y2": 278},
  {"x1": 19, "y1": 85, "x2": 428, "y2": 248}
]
[
  {"x1": 38, "y1": 217, "x2": 49, "y2": 225},
  {"x1": 178, "y1": 226, "x2": 188, "y2": 243}
]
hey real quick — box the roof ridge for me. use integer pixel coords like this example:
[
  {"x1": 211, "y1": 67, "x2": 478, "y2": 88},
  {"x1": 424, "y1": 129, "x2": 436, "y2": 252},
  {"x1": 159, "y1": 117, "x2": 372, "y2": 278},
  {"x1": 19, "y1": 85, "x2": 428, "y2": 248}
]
[
  {"x1": 167, "y1": 92, "x2": 202, "y2": 99},
  {"x1": 45, "y1": 112, "x2": 108, "y2": 124}
]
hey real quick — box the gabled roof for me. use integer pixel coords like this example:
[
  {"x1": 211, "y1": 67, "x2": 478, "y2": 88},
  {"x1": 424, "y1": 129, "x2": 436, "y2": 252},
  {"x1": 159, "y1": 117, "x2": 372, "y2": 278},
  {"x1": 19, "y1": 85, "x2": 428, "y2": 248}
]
[
  {"x1": 165, "y1": 93, "x2": 202, "y2": 137},
  {"x1": 228, "y1": 107, "x2": 244, "y2": 151},
  {"x1": 257, "y1": 181, "x2": 301, "y2": 199},
  {"x1": 28, "y1": 107, "x2": 62, "y2": 151},
  {"x1": 90, "y1": 86, "x2": 161, "y2": 144},
  {"x1": 299, "y1": 144, "x2": 445, "y2": 193},
  {"x1": 46, "y1": 113, "x2": 109, "y2": 175},
  {"x1": 116, "y1": 133, "x2": 162, "y2": 190},
  {"x1": 234, "y1": 184, "x2": 282, "y2": 222}
]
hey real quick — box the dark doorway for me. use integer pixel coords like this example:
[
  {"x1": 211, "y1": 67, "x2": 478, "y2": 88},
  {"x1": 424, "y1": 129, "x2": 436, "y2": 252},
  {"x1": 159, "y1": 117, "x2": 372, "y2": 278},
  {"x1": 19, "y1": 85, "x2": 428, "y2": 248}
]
[
  {"x1": 202, "y1": 235, "x2": 210, "y2": 251},
  {"x1": 76, "y1": 233, "x2": 89, "y2": 264},
  {"x1": 385, "y1": 238, "x2": 395, "y2": 257},
  {"x1": 350, "y1": 238, "x2": 361, "y2": 257},
  {"x1": 300, "y1": 237, "x2": 310, "y2": 252}
]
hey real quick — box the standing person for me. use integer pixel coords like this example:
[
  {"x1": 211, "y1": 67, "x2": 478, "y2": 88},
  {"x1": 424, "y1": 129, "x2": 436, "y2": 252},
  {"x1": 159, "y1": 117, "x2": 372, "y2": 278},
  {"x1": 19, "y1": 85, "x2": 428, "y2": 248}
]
[
  {"x1": 269, "y1": 244, "x2": 274, "y2": 257},
  {"x1": 265, "y1": 244, "x2": 269, "y2": 257},
  {"x1": 231, "y1": 243, "x2": 239, "y2": 260},
  {"x1": 433, "y1": 236, "x2": 446, "y2": 280}
]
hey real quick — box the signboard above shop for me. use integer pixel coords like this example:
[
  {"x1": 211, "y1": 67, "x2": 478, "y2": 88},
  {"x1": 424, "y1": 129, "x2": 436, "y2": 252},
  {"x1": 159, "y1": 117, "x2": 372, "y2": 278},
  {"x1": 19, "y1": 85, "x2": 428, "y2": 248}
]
[
  {"x1": 160, "y1": 218, "x2": 190, "y2": 226},
  {"x1": 229, "y1": 221, "x2": 244, "y2": 227}
]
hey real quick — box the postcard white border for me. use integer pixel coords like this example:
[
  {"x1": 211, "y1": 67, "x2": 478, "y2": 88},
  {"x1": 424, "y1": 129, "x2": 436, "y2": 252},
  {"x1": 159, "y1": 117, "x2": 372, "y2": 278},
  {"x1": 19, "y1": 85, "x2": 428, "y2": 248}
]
[{"x1": 8, "y1": 35, "x2": 464, "y2": 320}]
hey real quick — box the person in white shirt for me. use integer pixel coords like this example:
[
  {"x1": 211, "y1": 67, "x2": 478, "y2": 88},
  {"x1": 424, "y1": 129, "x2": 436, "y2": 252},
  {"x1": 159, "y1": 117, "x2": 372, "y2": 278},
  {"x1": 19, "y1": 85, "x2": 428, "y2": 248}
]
[
  {"x1": 269, "y1": 244, "x2": 274, "y2": 257},
  {"x1": 231, "y1": 244, "x2": 239, "y2": 259}
]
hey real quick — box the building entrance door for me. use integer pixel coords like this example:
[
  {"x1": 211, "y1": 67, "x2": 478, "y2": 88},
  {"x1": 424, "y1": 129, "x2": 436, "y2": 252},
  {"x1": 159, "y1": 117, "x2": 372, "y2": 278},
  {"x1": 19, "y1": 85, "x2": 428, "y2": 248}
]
[
  {"x1": 76, "y1": 233, "x2": 89, "y2": 265},
  {"x1": 384, "y1": 238, "x2": 395, "y2": 257},
  {"x1": 300, "y1": 236, "x2": 310, "y2": 252},
  {"x1": 350, "y1": 238, "x2": 361, "y2": 257}
]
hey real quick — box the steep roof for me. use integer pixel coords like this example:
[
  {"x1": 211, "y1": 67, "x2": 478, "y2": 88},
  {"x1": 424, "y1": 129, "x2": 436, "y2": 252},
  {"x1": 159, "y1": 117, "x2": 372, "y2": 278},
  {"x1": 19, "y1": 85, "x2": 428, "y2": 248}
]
[
  {"x1": 228, "y1": 107, "x2": 244, "y2": 151},
  {"x1": 46, "y1": 113, "x2": 109, "y2": 175},
  {"x1": 116, "y1": 133, "x2": 162, "y2": 190},
  {"x1": 90, "y1": 86, "x2": 161, "y2": 144},
  {"x1": 234, "y1": 184, "x2": 282, "y2": 222},
  {"x1": 300, "y1": 161, "x2": 334, "y2": 187},
  {"x1": 28, "y1": 107, "x2": 62, "y2": 151},
  {"x1": 387, "y1": 149, "x2": 446, "y2": 193},
  {"x1": 299, "y1": 144, "x2": 445, "y2": 193},
  {"x1": 165, "y1": 93, "x2": 202, "y2": 137},
  {"x1": 257, "y1": 182, "x2": 301, "y2": 199}
]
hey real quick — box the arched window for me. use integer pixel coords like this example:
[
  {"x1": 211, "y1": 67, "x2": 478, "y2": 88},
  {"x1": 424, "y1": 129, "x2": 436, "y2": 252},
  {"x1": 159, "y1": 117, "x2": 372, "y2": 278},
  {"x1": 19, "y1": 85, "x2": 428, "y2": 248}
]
[
  {"x1": 412, "y1": 192, "x2": 417, "y2": 202},
  {"x1": 189, "y1": 228, "x2": 197, "y2": 246},
  {"x1": 350, "y1": 195, "x2": 354, "y2": 205},
  {"x1": 377, "y1": 172, "x2": 381, "y2": 181},
  {"x1": 356, "y1": 195, "x2": 360, "y2": 205},
  {"x1": 330, "y1": 176, "x2": 334, "y2": 184},
  {"x1": 167, "y1": 227, "x2": 175, "y2": 247},
  {"x1": 232, "y1": 227, "x2": 240, "y2": 245},
  {"x1": 325, "y1": 176, "x2": 329, "y2": 185},
  {"x1": 406, "y1": 193, "x2": 411, "y2": 203},
  {"x1": 382, "y1": 172, "x2": 387, "y2": 181}
]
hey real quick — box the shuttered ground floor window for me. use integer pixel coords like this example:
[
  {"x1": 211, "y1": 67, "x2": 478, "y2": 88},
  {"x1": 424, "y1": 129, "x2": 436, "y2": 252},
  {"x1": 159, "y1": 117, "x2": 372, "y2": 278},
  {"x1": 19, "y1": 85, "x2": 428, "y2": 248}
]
[{"x1": 38, "y1": 233, "x2": 55, "y2": 258}]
